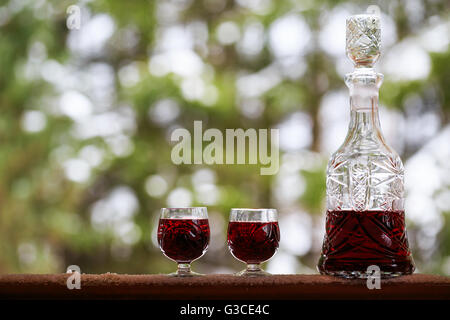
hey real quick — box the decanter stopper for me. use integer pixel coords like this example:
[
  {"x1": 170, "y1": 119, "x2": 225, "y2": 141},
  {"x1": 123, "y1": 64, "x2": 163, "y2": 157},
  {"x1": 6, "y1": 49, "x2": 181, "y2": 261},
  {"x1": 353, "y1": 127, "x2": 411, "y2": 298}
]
[{"x1": 346, "y1": 14, "x2": 380, "y2": 67}]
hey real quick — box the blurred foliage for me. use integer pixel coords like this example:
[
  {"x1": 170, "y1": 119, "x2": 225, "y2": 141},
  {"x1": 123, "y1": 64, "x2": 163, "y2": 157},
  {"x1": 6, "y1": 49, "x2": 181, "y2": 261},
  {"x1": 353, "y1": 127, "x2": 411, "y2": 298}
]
[{"x1": 0, "y1": 0, "x2": 449, "y2": 275}]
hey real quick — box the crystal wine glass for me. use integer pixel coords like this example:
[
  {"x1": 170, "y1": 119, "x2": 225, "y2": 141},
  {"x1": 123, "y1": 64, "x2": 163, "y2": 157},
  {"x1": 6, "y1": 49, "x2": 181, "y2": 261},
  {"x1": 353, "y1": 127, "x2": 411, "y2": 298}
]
[
  {"x1": 157, "y1": 207, "x2": 210, "y2": 277},
  {"x1": 227, "y1": 208, "x2": 280, "y2": 276}
]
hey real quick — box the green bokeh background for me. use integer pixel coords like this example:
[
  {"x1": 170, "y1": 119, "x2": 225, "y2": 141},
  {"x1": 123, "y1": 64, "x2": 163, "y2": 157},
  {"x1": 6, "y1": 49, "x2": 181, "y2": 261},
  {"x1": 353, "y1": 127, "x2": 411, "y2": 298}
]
[{"x1": 0, "y1": 0, "x2": 449, "y2": 275}]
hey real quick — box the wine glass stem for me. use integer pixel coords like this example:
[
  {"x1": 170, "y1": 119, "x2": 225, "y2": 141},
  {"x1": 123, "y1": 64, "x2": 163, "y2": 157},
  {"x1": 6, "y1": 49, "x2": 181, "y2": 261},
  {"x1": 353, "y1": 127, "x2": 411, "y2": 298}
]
[
  {"x1": 177, "y1": 263, "x2": 191, "y2": 275},
  {"x1": 246, "y1": 263, "x2": 261, "y2": 273}
]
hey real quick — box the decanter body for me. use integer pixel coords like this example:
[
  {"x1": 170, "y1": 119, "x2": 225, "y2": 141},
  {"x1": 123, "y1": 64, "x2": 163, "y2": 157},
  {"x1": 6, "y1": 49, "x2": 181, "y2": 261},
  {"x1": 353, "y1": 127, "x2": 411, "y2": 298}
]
[{"x1": 317, "y1": 14, "x2": 414, "y2": 278}]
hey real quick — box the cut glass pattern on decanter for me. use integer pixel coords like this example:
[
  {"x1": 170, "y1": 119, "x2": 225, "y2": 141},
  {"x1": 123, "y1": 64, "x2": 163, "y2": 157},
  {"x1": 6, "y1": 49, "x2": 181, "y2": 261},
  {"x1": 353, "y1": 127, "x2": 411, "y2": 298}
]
[{"x1": 318, "y1": 14, "x2": 414, "y2": 279}]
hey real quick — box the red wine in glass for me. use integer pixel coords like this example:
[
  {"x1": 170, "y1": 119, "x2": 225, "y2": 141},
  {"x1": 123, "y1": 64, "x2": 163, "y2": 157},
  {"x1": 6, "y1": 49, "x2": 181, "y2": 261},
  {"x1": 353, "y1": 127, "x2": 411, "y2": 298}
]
[
  {"x1": 157, "y1": 207, "x2": 210, "y2": 277},
  {"x1": 318, "y1": 210, "x2": 415, "y2": 277},
  {"x1": 158, "y1": 218, "x2": 210, "y2": 264},
  {"x1": 228, "y1": 221, "x2": 280, "y2": 264}
]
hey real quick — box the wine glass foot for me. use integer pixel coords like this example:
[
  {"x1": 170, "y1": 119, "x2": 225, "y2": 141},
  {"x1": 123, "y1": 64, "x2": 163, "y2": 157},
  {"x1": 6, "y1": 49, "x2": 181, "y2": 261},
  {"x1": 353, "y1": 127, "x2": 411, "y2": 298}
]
[
  {"x1": 167, "y1": 271, "x2": 204, "y2": 277},
  {"x1": 236, "y1": 269, "x2": 270, "y2": 277},
  {"x1": 167, "y1": 263, "x2": 203, "y2": 277},
  {"x1": 236, "y1": 264, "x2": 270, "y2": 277}
]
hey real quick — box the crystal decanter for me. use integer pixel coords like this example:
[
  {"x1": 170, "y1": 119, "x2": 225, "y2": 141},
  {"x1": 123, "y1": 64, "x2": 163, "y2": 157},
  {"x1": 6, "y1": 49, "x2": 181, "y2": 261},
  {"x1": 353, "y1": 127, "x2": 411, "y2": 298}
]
[{"x1": 317, "y1": 14, "x2": 415, "y2": 278}]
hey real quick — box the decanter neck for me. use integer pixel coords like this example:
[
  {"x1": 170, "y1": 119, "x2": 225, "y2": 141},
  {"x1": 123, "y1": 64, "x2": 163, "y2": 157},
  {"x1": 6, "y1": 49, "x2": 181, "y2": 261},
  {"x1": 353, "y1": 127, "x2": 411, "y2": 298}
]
[
  {"x1": 348, "y1": 107, "x2": 382, "y2": 138},
  {"x1": 344, "y1": 67, "x2": 386, "y2": 144}
]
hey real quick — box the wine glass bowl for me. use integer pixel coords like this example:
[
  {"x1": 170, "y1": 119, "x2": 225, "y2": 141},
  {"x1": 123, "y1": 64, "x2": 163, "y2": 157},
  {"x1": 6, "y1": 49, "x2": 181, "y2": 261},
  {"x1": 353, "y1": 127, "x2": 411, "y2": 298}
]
[
  {"x1": 157, "y1": 207, "x2": 210, "y2": 277},
  {"x1": 227, "y1": 208, "x2": 280, "y2": 276}
]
